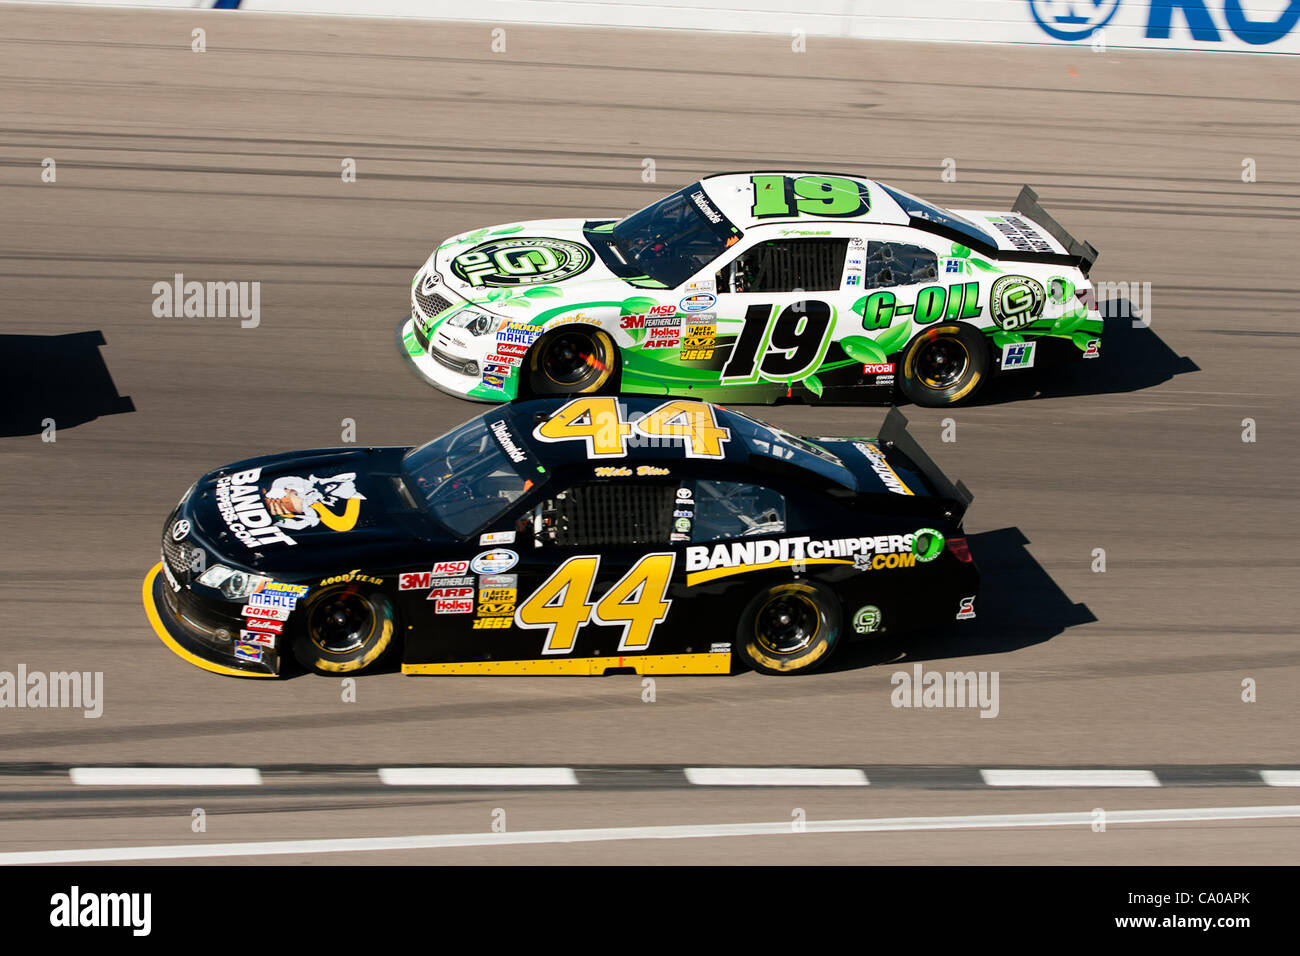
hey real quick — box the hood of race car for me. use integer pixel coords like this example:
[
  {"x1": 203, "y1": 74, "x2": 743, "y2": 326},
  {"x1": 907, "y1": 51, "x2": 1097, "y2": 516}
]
[
  {"x1": 418, "y1": 219, "x2": 661, "y2": 311},
  {"x1": 180, "y1": 447, "x2": 443, "y2": 576}
]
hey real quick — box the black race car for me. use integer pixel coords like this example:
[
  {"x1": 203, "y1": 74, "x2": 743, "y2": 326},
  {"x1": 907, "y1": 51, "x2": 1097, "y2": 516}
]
[{"x1": 145, "y1": 398, "x2": 978, "y2": 677}]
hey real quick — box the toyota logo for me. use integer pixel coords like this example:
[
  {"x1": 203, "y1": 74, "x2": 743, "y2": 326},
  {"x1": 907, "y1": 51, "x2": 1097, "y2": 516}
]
[{"x1": 171, "y1": 520, "x2": 191, "y2": 542}]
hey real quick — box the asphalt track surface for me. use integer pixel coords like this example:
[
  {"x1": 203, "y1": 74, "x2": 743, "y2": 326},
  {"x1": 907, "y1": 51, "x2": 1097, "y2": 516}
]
[{"x1": 0, "y1": 6, "x2": 1298, "y2": 865}]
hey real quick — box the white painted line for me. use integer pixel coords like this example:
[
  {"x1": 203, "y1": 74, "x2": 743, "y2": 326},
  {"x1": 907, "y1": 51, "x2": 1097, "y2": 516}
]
[
  {"x1": 378, "y1": 767, "x2": 578, "y2": 787},
  {"x1": 69, "y1": 768, "x2": 263, "y2": 787},
  {"x1": 1260, "y1": 770, "x2": 1300, "y2": 787},
  {"x1": 685, "y1": 767, "x2": 868, "y2": 787},
  {"x1": 980, "y1": 769, "x2": 1160, "y2": 788},
  {"x1": 2, "y1": 805, "x2": 1296, "y2": 865}
]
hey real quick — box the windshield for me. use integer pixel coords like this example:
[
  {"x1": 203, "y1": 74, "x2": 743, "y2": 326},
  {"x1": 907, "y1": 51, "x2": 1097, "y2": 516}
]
[
  {"x1": 611, "y1": 184, "x2": 742, "y2": 288},
  {"x1": 877, "y1": 183, "x2": 995, "y2": 250},
  {"x1": 402, "y1": 417, "x2": 534, "y2": 537}
]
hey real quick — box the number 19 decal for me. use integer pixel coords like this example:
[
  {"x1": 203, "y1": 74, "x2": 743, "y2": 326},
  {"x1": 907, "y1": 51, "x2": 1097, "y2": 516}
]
[
  {"x1": 721, "y1": 301, "x2": 835, "y2": 385},
  {"x1": 516, "y1": 553, "x2": 676, "y2": 654}
]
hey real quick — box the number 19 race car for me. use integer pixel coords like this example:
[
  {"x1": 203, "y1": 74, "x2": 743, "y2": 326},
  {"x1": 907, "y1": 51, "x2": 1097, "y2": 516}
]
[
  {"x1": 145, "y1": 398, "x2": 978, "y2": 678},
  {"x1": 399, "y1": 172, "x2": 1100, "y2": 408}
]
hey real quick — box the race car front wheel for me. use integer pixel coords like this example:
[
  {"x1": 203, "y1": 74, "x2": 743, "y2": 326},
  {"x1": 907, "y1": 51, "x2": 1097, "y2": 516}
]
[
  {"x1": 735, "y1": 581, "x2": 842, "y2": 675},
  {"x1": 527, "y1": 326, "x2": 617, "y2": 395},
  {"x1": 291, "y1": 584, "x2": 395, "y2": 675},
  {"x1": 898, "y1": 323, "x2": 990, "y2": 407}
]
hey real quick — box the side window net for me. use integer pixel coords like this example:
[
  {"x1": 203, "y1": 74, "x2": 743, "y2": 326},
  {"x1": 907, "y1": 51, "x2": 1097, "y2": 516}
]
[
  {"x1": 724, "y1": 238, "x2": 849, "y2": 293},
  {"x1": 529, "y1": 482, "x2": 677, "y2": 547}
]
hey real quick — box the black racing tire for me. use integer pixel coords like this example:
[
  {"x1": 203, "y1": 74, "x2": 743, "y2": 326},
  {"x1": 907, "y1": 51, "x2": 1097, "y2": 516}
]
[
  {"x1": 526, "y1": 326, "x2": 618, "y2": 396},
  {"x1": 898, "y1": 323, "x2": 990, "y2": 407},
  {"x1": 290, "y1": 583, "x2": 396, "y2": 676},
  {"x1": 735, "y1": 581, "x2": 842, "y2": 675}
]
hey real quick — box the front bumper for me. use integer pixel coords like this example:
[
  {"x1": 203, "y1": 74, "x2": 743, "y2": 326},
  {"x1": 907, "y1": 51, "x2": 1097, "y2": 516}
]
[
  {"x1": 143, "y1": 563, "x2": 279, "y2": 678},
  {"x1": 396, "y1": 313, "x2": 509, "y2": 403}
]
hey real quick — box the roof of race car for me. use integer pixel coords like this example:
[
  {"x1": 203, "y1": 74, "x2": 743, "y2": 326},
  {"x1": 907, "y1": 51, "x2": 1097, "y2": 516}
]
[
  {"x1": 492, "y1": 396, "x2": 857, "y2": 488},
  {"x1": 697, "y1": 171, "x2": 911, "y2": 231}
]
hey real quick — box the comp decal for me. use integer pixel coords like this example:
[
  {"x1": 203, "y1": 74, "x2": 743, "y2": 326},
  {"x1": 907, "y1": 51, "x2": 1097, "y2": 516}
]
[{"x1": 451, "y1": 237, "x2": 594, "y2": 288}]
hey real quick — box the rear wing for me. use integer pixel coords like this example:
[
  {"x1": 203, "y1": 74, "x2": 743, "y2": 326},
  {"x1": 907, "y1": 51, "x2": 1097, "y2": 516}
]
[
  {"x1": 1012, "y1": 185, "x2": 1100, "y2": 275},
  {"x1": 877, "y1": 407, "x2": 974, "y2": 521}
]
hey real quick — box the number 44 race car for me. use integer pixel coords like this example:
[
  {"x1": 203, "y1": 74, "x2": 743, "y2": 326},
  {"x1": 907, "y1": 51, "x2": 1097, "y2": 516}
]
[
  {"x1": 145, "y1": 398, "x2": 979, "y2": 678},
  {"x1": 399, "y1": 172, "x2": 1100, "y2": 408}
]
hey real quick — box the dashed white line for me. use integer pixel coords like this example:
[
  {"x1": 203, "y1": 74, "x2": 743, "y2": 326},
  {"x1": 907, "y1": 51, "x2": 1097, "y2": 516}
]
[
  {"x1": 378, "y1": 767, "x2": 579, "y2": 786},
  {"x1": 68, "y1": 768, "x2": 263, "y2": 787},
  {"x1": 2, "y1": 805, "x2": 1297, "y2": 865},
  {"x1": 1260, "y1": 770, "x2": 1300, "y2": 787},
  {"x1": 685, "y1": 767, "x2": 869, "y2": 786},
  {"x1": 980, "y1": 769, "x2": 1161, "y2": 788}
]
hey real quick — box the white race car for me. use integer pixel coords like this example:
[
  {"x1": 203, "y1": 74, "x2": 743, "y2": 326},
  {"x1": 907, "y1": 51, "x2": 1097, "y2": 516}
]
[{"x1": 398, "y1": 172, "x2": 1101, "y2": 407}]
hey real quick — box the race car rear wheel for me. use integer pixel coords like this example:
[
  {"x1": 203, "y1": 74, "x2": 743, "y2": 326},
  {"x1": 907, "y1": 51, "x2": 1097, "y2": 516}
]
[
  {"x1": 899, "y1": 323, "x2": 990, "y2": 407},
  {"x1": 291, "y1": 584, "x2": 395, "y2": 675},
  {"x1": 736, "y1": 581, "x2": 842, "y2": 675},
  {"x1": 527, "y1": 326, "x2": 617, "y2": 395}
]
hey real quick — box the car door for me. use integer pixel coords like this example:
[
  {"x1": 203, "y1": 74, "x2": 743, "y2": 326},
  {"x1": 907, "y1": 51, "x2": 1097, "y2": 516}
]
[{"x1": 702, "y1": 232, "x2": 855, "y2": 389}]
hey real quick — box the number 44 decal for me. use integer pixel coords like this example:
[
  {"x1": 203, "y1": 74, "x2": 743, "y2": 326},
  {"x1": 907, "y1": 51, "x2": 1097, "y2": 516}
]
[
  {"x1": 534, "y1": 397, "x2": 731, "y2": 459},
  {"x1": 517, "y1": 554, "x2": 676, "y2": 655}
]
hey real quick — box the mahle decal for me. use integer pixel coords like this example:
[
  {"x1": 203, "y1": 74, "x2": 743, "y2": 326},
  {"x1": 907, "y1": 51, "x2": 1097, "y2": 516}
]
[{"x1": 451, "y1": 237, "x2": 593, "y2": 288}]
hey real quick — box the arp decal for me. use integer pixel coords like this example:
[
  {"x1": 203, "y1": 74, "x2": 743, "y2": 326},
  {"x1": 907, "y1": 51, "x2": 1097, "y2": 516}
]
[{"x1": 451, "y1": 237, "x2": 594, "y2": 288}]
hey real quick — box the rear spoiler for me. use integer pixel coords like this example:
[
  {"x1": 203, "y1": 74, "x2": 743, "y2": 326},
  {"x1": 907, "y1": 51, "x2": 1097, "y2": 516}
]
[
  {"x1": 1012, "y1": 185, "x2": 1100, "y2": 275},
  {"x1": 877, "y1": 407, "x2": 974, "y2": 521}
]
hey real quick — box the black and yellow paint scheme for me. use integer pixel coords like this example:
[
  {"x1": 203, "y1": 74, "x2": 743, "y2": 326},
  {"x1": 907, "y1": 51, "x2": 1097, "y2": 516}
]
[{"x1": 146, "y1": 398, "x2": 978, "y2": 678}]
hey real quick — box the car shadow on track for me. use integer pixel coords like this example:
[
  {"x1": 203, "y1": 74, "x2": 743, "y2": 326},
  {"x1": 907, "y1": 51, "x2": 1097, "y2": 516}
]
[
  {"x1": 972, "y1": 300, "x2": 1199, "y2": 406},
  {"x1": 0, "y1": 331, "x2": 135, "y2": 437},
  {"x1": 825, "y1": 525, "x2": 1095, "y2": 673}
]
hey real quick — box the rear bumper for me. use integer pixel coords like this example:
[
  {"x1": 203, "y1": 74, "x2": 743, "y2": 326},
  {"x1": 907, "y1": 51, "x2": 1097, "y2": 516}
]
[{"x1": 143, "y1": 564, "x2": 278, "y2": 678}]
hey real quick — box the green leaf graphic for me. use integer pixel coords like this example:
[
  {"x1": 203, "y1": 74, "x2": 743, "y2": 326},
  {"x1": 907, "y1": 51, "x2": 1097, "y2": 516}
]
[
  {"x1": 839, "y1": 335, "x2": 889, "y2": 365},
  {"x1": 620, "y1": 296, "x2": 660, "y2": 316},
  {"x1": 803, "y1": 375, "x2": 824, "y2": 398},
  {"x1": 991, "y1": 331, "x2": 1025, "y2": 348},
  {"x1": 874, "y1": 321, "x2": 913, "y2": 354}
]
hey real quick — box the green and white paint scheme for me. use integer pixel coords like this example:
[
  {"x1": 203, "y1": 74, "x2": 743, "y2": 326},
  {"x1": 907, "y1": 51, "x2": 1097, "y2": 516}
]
[{"x1": 398, "y1": 172, "x2": 1101, "y2": 405}]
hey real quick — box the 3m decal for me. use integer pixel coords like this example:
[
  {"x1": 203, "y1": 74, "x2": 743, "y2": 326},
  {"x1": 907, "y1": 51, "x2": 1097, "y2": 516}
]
[{"x1": 516, "y1": 554, "x2": 676, "y2": 655}]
